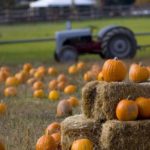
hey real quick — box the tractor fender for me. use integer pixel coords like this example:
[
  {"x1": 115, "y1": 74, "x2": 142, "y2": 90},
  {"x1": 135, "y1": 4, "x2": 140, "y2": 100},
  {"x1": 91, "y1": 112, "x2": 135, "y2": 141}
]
[
  {"x1": 98, "y1": 25, "x2": 135, "y2": 39},
  {"x1": 98, "y1": 25, "x2": 119, "y2": 38}
]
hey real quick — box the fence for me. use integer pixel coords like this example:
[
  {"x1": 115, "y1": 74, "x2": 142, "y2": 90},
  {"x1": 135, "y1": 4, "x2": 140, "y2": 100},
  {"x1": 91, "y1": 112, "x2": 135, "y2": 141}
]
[{"x1": 0, "y1": 5, "x2": 150, "y2": 24}]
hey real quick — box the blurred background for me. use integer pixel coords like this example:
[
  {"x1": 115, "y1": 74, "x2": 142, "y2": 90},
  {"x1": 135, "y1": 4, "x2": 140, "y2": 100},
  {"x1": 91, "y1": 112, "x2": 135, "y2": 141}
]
[
  {"x1": 0, "y1": 0, "x2": 150, "y2": 64},
  {"x1": 0, "y1": 1, "x2": 150, "y2": 150}
]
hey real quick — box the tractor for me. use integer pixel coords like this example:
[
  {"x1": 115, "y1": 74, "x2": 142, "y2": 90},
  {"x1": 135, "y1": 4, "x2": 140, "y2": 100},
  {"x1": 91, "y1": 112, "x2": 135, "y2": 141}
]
[{"x1": 54, "y1": 25, "x2": 137, "y2": 62}]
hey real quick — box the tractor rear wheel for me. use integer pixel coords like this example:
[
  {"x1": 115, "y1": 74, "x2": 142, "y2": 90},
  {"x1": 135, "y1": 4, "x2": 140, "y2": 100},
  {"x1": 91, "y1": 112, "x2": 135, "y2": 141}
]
[
  {"x1": 100, "y1": 27, "x2": 137, "y2": 59},
  {"x1": 56, "y1": 45, "x2": 78, "y2": 62}
]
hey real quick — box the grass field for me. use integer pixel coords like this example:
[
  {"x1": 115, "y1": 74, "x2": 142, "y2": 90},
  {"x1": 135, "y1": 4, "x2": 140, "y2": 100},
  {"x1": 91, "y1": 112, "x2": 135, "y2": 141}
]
[
  {"x1": 0, "y1": 17, "x2": 150, "y2": 150},
  {"x1": 0, "y1": 17, "x2": 150, "y2": 64}
]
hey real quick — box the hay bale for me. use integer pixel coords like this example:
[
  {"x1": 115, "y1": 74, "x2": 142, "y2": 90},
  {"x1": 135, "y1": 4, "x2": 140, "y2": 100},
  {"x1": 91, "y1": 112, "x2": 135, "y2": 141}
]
[
  {"x1": 61, "y1": 114, "x2": 102, "y2": 150},
  {"x1": 82, "y1": 81, "x2": 150, "y2": 120},
  {"x1": 100, "y1": 120, "x2": 150, "y2": 150}
]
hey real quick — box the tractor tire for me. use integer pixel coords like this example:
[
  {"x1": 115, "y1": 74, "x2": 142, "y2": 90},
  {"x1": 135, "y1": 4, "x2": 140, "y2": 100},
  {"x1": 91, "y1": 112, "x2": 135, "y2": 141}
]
[
  {"x1": 54, "y1": 51, "x2": 60, "y2": 62},
  {"x1": 56, "y1": 45, "x2": 78, "y2": 63},
  {"x1": 100, "y1": 27, "x2": 137, "y2": 59}
]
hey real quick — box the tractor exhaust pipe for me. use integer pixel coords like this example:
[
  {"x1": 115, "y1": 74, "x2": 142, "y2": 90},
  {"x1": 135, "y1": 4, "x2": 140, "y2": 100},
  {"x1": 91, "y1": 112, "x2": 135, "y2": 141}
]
[{"x1": 66, "y1": 20, "x2": 72, "y2": 30}]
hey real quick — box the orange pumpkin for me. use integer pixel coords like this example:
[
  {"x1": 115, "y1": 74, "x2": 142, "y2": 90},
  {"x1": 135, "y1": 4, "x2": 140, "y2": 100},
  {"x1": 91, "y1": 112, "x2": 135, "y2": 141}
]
[
  {"x1": 57, "y1": 81, "x2": 66, "y2": 91},
  {"x1": 48, "y1": 80, "x2": 58, "y2": 90},
  {"x1": 37, "y1": 66, "x2": 47, "y2": 75},
  {"x1": 91, "y1": 64, "x2": 101, "y2": 71},
  {"x1": 32, "y1": 81, "x2": 44, "y2": 90},
  {"x1": 33, "y1": 89, "x2": 45, "y2": 99},
  {"x1": 0, "y1": 66, "x2": 10, "y2": 73},
  {"x1": 0, "y1": 103, "x2": 7, "y2": 115},
  {"x1": 77, "y1": 61, "x2": 85, "y2": 70},
  {"x1": 129, "y1": 63, "x2": 149, "y2": 82},
  {"x1": 15, "y1": 71, "x2": 28, "y2": 84},
  {"x1": 23, "y1": 63, "x2": 32, "y2": 72},
  {"x1": 71, "y1": 139, "x2": 93, "y2": 150},
  {"x1": 97, "y1": 71, "x2": 104, "y2": 81},
  {"x1": 0, "y1": 71, "x2": 9, "y2": 83},
  {"x1": 116, "y1": 99, "x2": 138, "y2": 121},
  {"x1": 0, "y1": 141, "x2": 5, "y2": 150},
  {"x1": 135, "y1": 97, "x2": 150, "y2": 119},
  {"x1": 102, "y1": 57, "x2": 127, "y2": 82},
  {"x1": 5, "y1": 76, "x2": 19, "y2": 86},
  {"x1": 67, "y1": 97, "x2": 79, "y2": 107},
  {"x1": 48, "y1": 67, "x2": 58, "y2": 76},
  {"x1": 56, "y1": 100, "x2": 72, "y2": 117},
  {"x1": 91, "y1": 64, "x2": 101, "y2": 77},
  {"x1": 68, "y1": 65, "x2": 78, "y2": 74},
  {"x1": 57, "y1": 74, "x2": 67, "y2": 82},
  {"x1": 36, "y1": 135, "x2": 56, "y2": 150},
  {"x1": 4, "y1": 87, "x2": 17, "y2": 97},
  {"x1": 34, "y1": 71, "x2": 45, "y2": 79},
  {"x1": 45, "y1": 122, "x2": 61, "y2": 135},
  {"x1": 64, "y1": 85, "x2": 76, "y2": 94},
  {"x1": 83, "y1": 72, "x2": 93, "y2": 82},
  {"x1": 29, "y1": 68, "x2": 36, "y2": 76},
  {"x1": 51, "y1": 132, "x2": 61, "y2": 146},
  {"x1": 27, "y1": 78, "x2": 36, "y2": 85}
]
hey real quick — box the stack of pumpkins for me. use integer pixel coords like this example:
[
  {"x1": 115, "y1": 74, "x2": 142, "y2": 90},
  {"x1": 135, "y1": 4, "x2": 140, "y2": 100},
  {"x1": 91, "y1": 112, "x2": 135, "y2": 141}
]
[
  {"x1": 61, "y1": 57, "x2": 150, "y2": 150},
  {"x1": 36, "y1": 122, "x2": 61, "y2": 150}
]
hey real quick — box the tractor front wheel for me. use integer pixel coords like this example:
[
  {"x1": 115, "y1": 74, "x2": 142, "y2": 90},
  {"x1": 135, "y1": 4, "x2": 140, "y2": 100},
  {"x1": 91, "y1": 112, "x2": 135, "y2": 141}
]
[{"x1": 55, "y1": 46, "x2": 78, "y2": 62}]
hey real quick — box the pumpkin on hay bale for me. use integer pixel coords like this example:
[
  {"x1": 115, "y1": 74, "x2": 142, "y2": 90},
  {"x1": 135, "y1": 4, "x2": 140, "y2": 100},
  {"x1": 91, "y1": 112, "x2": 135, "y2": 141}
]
[
  {"x1": 82, "y1": 81, "x2": 150, "y2": 121},
  {"x1": 61, "y1": 115, "x2": 102, "y2": 150},
  {"x1": 129, "y1": 63, "x2": 149, "y2": 83},
  {"x1": 100, "y1": 120, "x2": 150, "y2": 150}
]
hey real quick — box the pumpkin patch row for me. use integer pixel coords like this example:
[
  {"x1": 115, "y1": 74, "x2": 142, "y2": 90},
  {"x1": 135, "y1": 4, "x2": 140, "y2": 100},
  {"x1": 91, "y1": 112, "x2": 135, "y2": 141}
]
[{"x1": 0, "y1": 59, "x2": 149, "y2": 99}]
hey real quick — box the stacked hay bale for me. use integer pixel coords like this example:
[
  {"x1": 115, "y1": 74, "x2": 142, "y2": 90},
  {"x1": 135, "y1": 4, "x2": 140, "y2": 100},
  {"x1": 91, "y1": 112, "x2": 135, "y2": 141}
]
[
  {"x1": 82, "y1": 81, "x2": 150, "y2": 120},
  {"x1": 100, "y1": 120, "x2": 150, "y2": 150},
  {"x1": 61, "y1": 81, "x2": 150, "y2": 150},
  {"x1": 61, "y1": 115, "x2": 102, "y2": 150}
]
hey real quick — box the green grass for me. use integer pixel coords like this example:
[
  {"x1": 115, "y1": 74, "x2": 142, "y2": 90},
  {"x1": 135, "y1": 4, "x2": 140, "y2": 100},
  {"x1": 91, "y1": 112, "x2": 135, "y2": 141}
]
[{"x1": 0, "y1": 17, "x2": 150, "y2": 64}]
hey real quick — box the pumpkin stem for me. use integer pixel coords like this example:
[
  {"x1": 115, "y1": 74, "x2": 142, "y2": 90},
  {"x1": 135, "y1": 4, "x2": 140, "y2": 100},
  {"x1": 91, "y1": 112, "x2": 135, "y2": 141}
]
[
  {"x1": 139, "y1": 62, "x2": 143, "y2": 66},
  {"x1": 127, "y1": 95, "x2": 133, "y2": 100},
  {"x1": 114, "y1": 57, "x2": 118, "y2": 60}
]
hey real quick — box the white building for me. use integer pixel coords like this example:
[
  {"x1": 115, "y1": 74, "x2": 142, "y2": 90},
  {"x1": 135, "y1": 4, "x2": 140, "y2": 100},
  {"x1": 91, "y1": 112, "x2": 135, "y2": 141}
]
[{"x1": 30, "y1": 0, "x2": 96, "y2": 8}]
